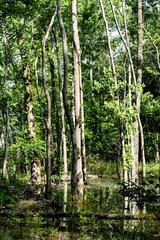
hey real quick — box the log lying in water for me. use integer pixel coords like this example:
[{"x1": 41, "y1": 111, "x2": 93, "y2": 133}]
[{"x1": 0, "y1": 211, "x2": 159, "y2": 220}]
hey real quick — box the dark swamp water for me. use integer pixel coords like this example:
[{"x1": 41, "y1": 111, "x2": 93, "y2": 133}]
[{"x1": 0, "y1": 178, "x2": 160, "y2": 240}]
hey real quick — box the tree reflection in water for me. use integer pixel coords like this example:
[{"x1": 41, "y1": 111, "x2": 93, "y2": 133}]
[{"x1": 0, "y1": 178, "x2": 160, "y2": 239}]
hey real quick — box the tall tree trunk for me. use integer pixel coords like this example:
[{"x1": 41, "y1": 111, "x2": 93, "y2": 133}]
[
  {"x1": 99, "y1": 0, "x2": 118, "y2": 89},
  {"x1": 54, "y1": 30, "x2": 68, "y2": 179},
  {"x1": 50, "y1": 58, "x2": 61, "y2": 176},
  {"x1": 110, "y1": 0, "x2": 145, "y2": 183},
  {"x1": 110, "y1": 0, "x2": 137, "y2": 84},
  {"x1": 2, "y1": 32, "x2": 9, "y2": 180},
  {"x1": 79, "y1": 44, "x2": 86, "y2": 183},
  {"x1": 72, "y1": 0, "x2": 84, "y2": 191},
  {"x1": 80, "y1": 84, "x2": 86, "y2": 183},
  {"x1": 42, "y1": 9, "x2": 57, "y2": 197},
  {"x1": 99, "y1": 0, "x2": 122, "y2": 179},
  {"x1": 121, "y1": 0, "x2": 139, "y2": 183},
  {"x1": 61, "y1": 97, "x2": 68, "y2": 178},
  {"x1": 137, "y1": 0, "x2": 145, "y2": 180},
  {"x1": 57, "y1": 0, "x2": 83, "y2": 195}
]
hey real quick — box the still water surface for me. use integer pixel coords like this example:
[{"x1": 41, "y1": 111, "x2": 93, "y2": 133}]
[{"x1": 0, "y1": 178, "x2": 160, "y2": 239}]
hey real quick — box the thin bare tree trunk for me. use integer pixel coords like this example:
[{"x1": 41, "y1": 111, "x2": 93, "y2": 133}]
[
  {"x1": 99, "y1": 0, "x2": 122, "y2": 179},
  {"x1": 155, "y1": 133, "x2": 159, "y2": 163},
  {"x1": 128, "y1": 64, "x2": 134, "y2": 182},
  {"x1": 42, "y1": 9, "x2": 57, "y2": 197},
  {"x1": 61, "y1": 101, "x2": 68, "y2": 178},
  {"x1": 99, "y1": 0, "x2": 118, "y2": 89},
  {"x1": 57, "y1": 0, "x2": 80, "y2": 195},
  {"x1": 138, "y1": 115, "x2": 145, "y2": 179},
  {"x1": 81, "y1": 87, "x2": 86, "y2": 183},
  {"x1": 2, "y1": 109, "x2": 9, "y2": 180},
  {"x1": 143, "y1": 28, "x2": 160, "y2": 71},
  {"x1": 79, "y1": 57, "x2": 86, "y2": 182},
  {"x1": 123, "y1": 1, "x2": 138, "y2": 183},
  {"x1": 54, "y1": 30, "x2": 68, "y2": 179},
  {"x1": 110, "y1": 0, "x2": 144, "y2": 183},
  {"x1": 2, "y1": 32, "x2": 9, "y2": 180},
  {"x1": 110, "y1": 0, "x2": 137, "y2": 84}
]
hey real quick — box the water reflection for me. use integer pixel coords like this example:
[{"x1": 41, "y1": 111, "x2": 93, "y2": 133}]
[{"x1": 0, "y1": 178, "x2": 160, "y2": 239}]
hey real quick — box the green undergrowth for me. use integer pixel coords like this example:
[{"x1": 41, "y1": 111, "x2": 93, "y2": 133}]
[
  {"x1": 87, "y1": 155, "x2": 119, "y2": 178},
  {"x1": 145, "y1": 162, "x2": 160, "y2": 179},
  {"x1": 0, "y1": 184, "x2": 19, "y2": 207},
  {"x1": 0, "y1": 175, "x2": 29, "y2": 208},
  {"x1": 87, "y1": 156, "x2": 160, "y2": 182}
]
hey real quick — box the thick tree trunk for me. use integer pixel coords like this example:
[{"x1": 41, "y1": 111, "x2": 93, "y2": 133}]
[
  {"x1": 130, "y1": 0, "x2": 145, "y2": 184},
  {"x1": 72, "y1": 0, "x2": 84, "y2": 192},
  {"x1": 137, "y1": 0, "x2": 145, "y2": 180},
  {"x1": 24, "y1": 65, "x2": 36, "y2": 139},
  {"x1": 34, "y1": 57, "x2": 46, "y2": 139},
  {"x1": 57, "y1": 0, "x2": 83, "y2": 195},
  {"x1": 18, "y1": 35, "x2": 36, "y2": 139}
]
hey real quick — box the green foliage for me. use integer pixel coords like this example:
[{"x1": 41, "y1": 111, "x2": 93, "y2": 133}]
[
  {"x1": 7, "y1": 138, "x2": 45, "y2": 178},
  {"x1": 120, "y1": 182, "x2": 160, "y2": 208},
  {"x1": 10, "y1": 138, "x2": 45, "y2": 161},
  {"x1": 145, "y1": 162, "x2": 160, "y2": 181},
  {"x1": 0, "y1": 0, "x2": 160, "y2": 183}
]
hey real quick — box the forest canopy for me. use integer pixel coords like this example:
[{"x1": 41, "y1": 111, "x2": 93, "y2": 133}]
[{"x1": 0, "y1": 0, "x2": 160, "y2": 195}]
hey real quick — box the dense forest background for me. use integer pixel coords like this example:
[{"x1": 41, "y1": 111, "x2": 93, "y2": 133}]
[{"x1": 0, "y1": 0, "x2": 160, "y2": 195}]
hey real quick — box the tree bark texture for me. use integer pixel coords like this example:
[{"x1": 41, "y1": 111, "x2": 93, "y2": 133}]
[
  {"x1": 72, "y1": 0, "x2": 84, "y2": 193},
  {"x1": 57, "y1": 0, "x2": 79, "y2": 194},
  {"x1": 18, "y1": 34, "x2": 36, "y2": 139},
  {"x1": 137, "y1": 0, "x2": 146, "y2": 180}
]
